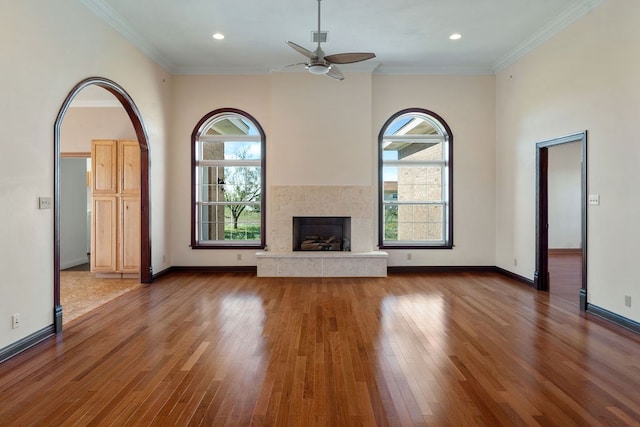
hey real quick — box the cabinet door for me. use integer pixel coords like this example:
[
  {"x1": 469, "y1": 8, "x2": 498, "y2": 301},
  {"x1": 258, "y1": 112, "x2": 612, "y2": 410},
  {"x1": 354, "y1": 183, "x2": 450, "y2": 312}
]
[
  {"x1": 92, "y1": 140, "x2": 118, "y2": 194},
  {"x1": 91, "y1": 196, "x2": 118, "y2": 272},
  {"x1": 119, "y1": 140, "x2": 140, "y2": 195},
  {"x1": 119, "y1": 196, "x2": 140, "y2": 273}
]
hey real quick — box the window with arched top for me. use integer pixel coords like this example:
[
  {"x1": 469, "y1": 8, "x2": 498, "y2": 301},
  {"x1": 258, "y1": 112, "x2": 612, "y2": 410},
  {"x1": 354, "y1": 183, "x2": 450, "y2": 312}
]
[
  {"x1": 191, "y1": 108, "x2": 265, "y2": 248},
  {"x1": 379, "y1": 108, "x2": 453, "y2": 249}
]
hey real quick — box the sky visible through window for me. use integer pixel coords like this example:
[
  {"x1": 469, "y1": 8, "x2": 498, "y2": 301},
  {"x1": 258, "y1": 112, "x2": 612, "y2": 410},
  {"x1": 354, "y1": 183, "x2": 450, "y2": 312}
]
[
  {"x1": 223, "y1": 121, "x2": 261, "y2": 160},
  {"x1": 382, "y1": 116, "x2": 412, "y2": 181}
]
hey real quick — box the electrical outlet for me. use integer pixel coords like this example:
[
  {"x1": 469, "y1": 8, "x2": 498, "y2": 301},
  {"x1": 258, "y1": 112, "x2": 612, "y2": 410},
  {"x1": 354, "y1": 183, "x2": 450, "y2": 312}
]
[
  {"x1": 12, "y1": 313, "x2": 20, "y2": 329},
  {"x1": 514, "y1": 258, "x2": 518, "y2": 267},
  {"x1": 407, "y1": 253, "x2": 412, "y2": 261},
  {"x1": 237, "y1": 253, "x2": 242, "y2": 261},
  {"x1": 625, "y1": 295, "x2": 632, "y2": 307}
]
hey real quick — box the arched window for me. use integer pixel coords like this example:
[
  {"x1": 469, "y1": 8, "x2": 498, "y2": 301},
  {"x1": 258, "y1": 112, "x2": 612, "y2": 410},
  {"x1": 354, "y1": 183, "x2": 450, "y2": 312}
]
[
  {"x1": 191, "y1": 108, "x2": 265, "y2": 248},
  {"x1": 379, "y1": 108, "x2": 453, "y2": 249}
]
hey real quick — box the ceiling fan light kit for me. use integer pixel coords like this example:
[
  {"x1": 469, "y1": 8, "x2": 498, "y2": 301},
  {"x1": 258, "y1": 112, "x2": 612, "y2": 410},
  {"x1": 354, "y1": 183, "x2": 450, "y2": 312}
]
[
  {"x1": 307, "y1": 63, "x2": 331, "y2": 75},
  {"x1": 281, "y1": 0, "x2": 375, "y2": 80}
]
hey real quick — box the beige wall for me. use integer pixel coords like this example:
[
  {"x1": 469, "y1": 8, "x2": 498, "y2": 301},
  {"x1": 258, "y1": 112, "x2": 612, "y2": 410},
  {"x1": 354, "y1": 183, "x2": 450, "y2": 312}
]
[
  {"x1": 61, "y1": 107, "x2": 136, "y2": 152},
  {"x1": 169, "y1": 74, "x2": 271, "y2": 266},
  {"x1": 373, "y1": 75, "x2": 497, "y2": 266},
  {"x1": 0, "y1": 1, "x2": 172, "y2": 349},
  {"x1": 495, "y1": 0, "x2": 640, "y2": 321},
  {"x1": 168, "y1": 73, "x2": 496, "y2": 267}
]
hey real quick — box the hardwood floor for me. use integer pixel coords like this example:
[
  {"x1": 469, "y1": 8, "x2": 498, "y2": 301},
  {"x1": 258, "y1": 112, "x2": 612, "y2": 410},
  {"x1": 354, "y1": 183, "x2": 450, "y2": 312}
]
[
  {"x1": 1, "y1": 271, "x2": 639, "y2": 426},
  {"x1": 548, "y1": 251, "x2": 582, "y2": 305}
]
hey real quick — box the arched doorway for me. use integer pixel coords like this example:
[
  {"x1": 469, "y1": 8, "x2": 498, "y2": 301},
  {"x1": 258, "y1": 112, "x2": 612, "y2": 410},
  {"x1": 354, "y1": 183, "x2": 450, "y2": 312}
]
[{"x1": 54, "y1": 77, "x2": 152, "y2": 333}]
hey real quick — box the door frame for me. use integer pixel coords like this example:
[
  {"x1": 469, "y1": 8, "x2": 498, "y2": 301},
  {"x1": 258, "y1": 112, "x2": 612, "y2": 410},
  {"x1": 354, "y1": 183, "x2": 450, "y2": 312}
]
[
  {"x1": 54, "y1": 77, "x2": 152, "y2": 333},
  {"x1": 534, "y1": 131, "x2": 587, "y2": 310}
]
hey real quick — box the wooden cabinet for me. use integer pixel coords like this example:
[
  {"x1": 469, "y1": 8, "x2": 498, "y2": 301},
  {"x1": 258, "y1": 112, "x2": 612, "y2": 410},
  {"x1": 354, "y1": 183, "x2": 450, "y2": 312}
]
[{"x1": 91, "y1": 140, "x2": 140, "y2": 275}]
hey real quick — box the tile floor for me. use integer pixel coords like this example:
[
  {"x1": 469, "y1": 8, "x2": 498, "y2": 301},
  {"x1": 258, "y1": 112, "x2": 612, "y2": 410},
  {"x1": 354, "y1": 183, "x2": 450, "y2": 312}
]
[{"x1": 60, "y1": 265, "x2": 142, "y2": 324}]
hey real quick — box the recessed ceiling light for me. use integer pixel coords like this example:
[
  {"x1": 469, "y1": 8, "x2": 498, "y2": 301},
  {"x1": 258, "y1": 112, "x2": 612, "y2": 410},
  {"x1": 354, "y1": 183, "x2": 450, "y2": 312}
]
[
  {"x1": 212, "y1": 33, "x2": 225, "y2": 40},
  {"x1": 449, "y1": 33, "x2": 462, "y2": 40}
]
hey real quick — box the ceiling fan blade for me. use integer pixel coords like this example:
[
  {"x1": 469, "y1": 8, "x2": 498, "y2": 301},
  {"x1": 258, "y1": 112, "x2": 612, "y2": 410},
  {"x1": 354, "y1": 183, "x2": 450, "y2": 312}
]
[
  {"x1": 270, "y1": 62, "x2": 307, "y2": 73},
  {"x1": 286, "y1": 41, "x2": 315, "y2": 59},
  {"x1": 326, "y1": 65, "x2": 344, "y2": 81},
  {"x1": 324, "y1": 52, "x2": 376, "y2": 64}
]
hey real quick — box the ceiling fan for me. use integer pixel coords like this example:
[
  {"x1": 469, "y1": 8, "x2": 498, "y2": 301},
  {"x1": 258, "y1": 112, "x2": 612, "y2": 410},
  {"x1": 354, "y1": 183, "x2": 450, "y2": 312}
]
[{"x1": 282, "y1": 0, "x2": 376, "y2": 80}]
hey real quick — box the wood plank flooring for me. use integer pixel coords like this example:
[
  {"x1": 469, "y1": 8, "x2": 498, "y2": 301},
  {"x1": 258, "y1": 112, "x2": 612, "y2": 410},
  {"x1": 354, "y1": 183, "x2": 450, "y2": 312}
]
[
  {"x1": 548, "y1": 251, "x2": 582, "y2": 304},
  {"x1": 1, "y1": 271, "x2": 639, "y2": 426}
]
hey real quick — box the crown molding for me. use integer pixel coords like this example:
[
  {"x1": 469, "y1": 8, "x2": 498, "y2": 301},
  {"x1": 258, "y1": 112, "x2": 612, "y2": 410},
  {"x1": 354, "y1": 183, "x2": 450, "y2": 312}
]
[
  {"x1": 492, "y1": 0, "x2": 607, "y2": 73},
  {"x1": 80, "y1": 0, "x2": 176, "y2": 73},
  {"x1": 374, "y1": 64, "x2": 494, "y2": 76},
  {"x1": 174, "y1": 61, "x2": 380, "y2": 76}
]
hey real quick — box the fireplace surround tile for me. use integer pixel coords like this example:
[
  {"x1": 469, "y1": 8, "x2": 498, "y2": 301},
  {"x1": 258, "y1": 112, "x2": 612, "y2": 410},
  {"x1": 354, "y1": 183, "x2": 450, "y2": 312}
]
[
  {"x1": 256, "y1": 251, "x2": 388, "y2": 277},
  {"x1": 260, "y1": 185, "x2": 386, "y2": 277},
  {"x1": 269, "y1": 185, "x2": 374, "y2": 253}
]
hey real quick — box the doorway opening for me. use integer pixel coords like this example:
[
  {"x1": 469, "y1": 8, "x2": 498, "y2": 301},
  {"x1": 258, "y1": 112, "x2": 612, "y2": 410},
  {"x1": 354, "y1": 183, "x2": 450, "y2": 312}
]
[
  {"x1": 54, "y1": 77, "x2": 152, "y2": 332},
  {"x1": 535, "y1": 132, "x2": 587, "y2": 310}
]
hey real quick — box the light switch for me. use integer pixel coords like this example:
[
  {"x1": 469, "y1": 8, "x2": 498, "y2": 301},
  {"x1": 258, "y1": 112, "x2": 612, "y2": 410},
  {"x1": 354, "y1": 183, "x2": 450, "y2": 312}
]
[
  {"x1": 588, "y1": 194, "x2": 600, "y2": 205},
  {"x1": 39, "y1": 197, "x2": 53, "y2": 209}
]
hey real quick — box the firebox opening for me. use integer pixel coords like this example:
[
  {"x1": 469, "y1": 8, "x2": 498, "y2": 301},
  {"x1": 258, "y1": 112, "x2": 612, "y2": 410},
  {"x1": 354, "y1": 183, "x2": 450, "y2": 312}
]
[{"x1": 293, "y1": 216, "x2": 351, "y2": 251}]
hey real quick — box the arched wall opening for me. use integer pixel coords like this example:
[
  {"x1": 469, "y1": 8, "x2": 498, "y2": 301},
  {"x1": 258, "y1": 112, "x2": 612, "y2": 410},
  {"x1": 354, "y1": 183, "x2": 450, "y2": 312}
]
[{"x1": 53, "y1": 77, "x2": 152, "y2": 332}]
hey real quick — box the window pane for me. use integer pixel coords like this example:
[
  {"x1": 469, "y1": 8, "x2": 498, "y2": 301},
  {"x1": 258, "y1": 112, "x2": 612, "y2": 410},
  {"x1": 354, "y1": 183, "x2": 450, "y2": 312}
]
[
  {"x1": 224, "y1": 204, "x2": 261, "y2": 240},
  {"x1": 204, "y1": 115, "x2": 259, "y2": 136},
  {"x1": 222, "y1": 166, "x2": 261, "y2": 204},
  {"x1": 197, "y1": 203, "x2": 261, "y2": 242},
  {"x1": 383, "y1": 140, "x2": 443, "y2": 162},
  {"x1": 201, "y1": 141, "x2": 261, "y2": 161},
  {"x1": 383, "y1": 204, "x2": 398, "y2": 240},
  {"x1": 199, "y1": 166, "x2": 225, "y2": 202},
  {"x1": 397, "y1": 166, "x2": 442, "y2": 202},
  {"x1": 198, "y1": 166, "x2": 261, "y2": 202},
  {"x1": 199, "y1": 204, "x2": 226, "y2": 241},
  {"x1": 384, "y1": 114, "x2": 440, "y2": 137},
  {"x1": 393, "y1": 203, "x2": 444, "y2": 242}
]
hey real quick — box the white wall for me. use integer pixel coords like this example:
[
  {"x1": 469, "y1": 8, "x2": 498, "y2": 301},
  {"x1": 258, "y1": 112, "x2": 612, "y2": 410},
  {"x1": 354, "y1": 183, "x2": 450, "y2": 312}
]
[
  {"x1": 495, "y1": 0, "x2": 640, "y2": 321},
  {"x1": 0, "y1": 1, "x2": 172, "y2": 350},
  {"x1": 60, "y1": 158, "x2": 89, "y2": 269},
  {"x1": 548, "y1": 142, "x2": 582, "y2": 249}
]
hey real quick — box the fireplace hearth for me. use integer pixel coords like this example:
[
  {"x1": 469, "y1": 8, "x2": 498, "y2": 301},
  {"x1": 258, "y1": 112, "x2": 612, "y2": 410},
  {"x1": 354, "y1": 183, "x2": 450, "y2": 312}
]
[{"x1": 293, "y1": 216, "x2": 351, "y2": 251}]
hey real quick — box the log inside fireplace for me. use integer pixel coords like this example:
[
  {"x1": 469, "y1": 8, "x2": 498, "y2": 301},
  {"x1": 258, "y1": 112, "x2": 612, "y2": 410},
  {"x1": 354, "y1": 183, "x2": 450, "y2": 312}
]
[{"x1": 292, "y1": 216, "x2": 351, "y2": 251}]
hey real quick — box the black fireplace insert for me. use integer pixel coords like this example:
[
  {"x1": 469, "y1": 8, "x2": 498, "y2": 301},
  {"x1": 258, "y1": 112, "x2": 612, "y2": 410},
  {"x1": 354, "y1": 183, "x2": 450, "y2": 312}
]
[{"x1": 292, "y1": 216, "x2": 351, "y2": 251}]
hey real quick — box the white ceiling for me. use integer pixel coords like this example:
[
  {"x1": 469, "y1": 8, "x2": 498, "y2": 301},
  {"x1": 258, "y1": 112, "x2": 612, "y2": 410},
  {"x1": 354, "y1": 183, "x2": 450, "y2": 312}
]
[{"x1": 81, "y1": 0, "x2": 604, "y2": 75}]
